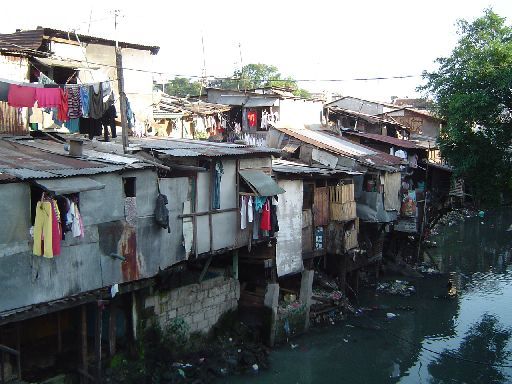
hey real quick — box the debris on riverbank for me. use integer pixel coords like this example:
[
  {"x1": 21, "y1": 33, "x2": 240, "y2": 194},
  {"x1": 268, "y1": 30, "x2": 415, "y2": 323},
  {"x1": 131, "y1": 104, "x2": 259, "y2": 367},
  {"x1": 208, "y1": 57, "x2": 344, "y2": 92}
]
[
  {"x1": 376, "y1": 280, "x2": 416, "y2": 296},
  {"x1": 310, "y1": 271, "x2": 350, "y2": 325},
  {"x1": 105, "y1": 311, "x2": 269, "y2": 384},
  {"x1": 431, "y1": 208, "x2": 478, "y2": 235}
]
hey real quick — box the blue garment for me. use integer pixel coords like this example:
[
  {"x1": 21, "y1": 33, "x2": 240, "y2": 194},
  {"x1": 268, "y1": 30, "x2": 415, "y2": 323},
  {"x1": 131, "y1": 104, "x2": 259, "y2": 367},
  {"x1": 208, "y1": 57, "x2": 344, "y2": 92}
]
[
  {"x1": 212, "y1": 161, "x2": 224, "y2": 209},
  {"x1": 254, "y1": 196, "x2": 267, "y2": 212},
  {"x1": 126, "y1": 98, "x2": 134, "y2": 128},
  {"x1": 80, "y1": 86, "x2": 90, "y2": 118},
  {"x1": 66, "y1": 118, "x2": 80, "y2": 133}
]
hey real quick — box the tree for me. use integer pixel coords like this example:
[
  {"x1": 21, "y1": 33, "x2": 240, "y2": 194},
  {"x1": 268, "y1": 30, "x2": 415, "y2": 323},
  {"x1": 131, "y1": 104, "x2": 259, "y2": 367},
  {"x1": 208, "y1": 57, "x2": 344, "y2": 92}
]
[
  {"x1": 211, "y1": 63, "x2": 311, "y2": 98},
  {"x1": 420, "y1": 9, "x2": 512, "y2": 205},
  {"x1": 162, "y1": 77, "x2": 203, "y2": 97}
]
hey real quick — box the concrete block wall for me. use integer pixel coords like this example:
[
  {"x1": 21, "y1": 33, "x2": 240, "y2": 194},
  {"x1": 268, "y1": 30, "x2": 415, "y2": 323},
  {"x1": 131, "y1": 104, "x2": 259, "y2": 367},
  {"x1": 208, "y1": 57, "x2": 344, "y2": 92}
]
[{"x1": 144, "y1": 276, "x2": 240, "y2": 334}]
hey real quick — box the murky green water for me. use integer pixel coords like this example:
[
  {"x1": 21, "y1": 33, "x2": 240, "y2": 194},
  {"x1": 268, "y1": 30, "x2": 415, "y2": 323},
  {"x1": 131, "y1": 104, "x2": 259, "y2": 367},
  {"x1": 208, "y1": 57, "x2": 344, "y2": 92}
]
[{"x1": 227, "y1": 209, "x2": 512, "y2": 384}]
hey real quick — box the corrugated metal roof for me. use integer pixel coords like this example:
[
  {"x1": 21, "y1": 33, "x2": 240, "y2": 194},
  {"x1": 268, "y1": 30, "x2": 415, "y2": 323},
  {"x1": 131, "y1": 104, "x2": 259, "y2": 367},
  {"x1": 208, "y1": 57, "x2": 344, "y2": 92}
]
[
  {"x1": 343, "y1": 131, "x2": 422, "y2": 149},
  {"x1": 34, "y1": 177, "x2": 105, "y2": 194},
  {"x1": 0, "y1": 138, "x2": 147, "y2": 181},
  {"x1": 239, "y1": 170, "x2": 285, "y2": 196},
  {"x1": 275, "y1": 126, "x2": 375, "y2": 157},
  {"x1": 34, "y1": 56, "x2": 100, "y2": 70},
  {"x1": 274, "y1": 126, "x2": 404, "y2": 171},
  {"x1": 137, "y1": 137, "x2": 279, "y2": 158},
  {"x1": 272, "y1": 159, "x2": 361, "y2": 176},
  {"x1": 244, "y1": 97, "x2": 278, "y2": 107},
  {"x1": 0, "y1": 29, "x2": 44, "y2": 52}
]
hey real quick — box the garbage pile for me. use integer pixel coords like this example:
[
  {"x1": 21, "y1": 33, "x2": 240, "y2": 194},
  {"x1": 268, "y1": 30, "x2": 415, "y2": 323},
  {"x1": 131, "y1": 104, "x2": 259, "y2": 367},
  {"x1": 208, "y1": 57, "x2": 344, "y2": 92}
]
[
  {"x1": 414, "y1": 261, "x2": 441, "y2": 275},
  {"x1": 376, "y1": 280, "x2": 416, "y2": 296},
  {"x1": 431, "y1": 208, "x2": 478, "y2": 234},
  {"x1": 310, "y1": 271, "x2": 349, "y2": 325}
]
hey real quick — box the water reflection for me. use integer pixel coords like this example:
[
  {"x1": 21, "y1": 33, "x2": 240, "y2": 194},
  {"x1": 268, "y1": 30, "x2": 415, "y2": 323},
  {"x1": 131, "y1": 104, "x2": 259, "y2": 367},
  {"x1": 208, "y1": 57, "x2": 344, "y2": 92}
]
[
  {"x1": 428, "y1": 314, "x2": 512, "y2": 384},
  {"x1": 226, "y1": 209, "x2": 512, "y2": 384}
]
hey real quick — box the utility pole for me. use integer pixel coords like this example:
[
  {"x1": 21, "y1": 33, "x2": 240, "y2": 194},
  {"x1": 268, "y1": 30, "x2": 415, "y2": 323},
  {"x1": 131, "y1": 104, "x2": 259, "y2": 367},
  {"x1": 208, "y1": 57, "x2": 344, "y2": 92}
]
[
  {"x1": 114, "y1": 9, "x2": 129, "y2": 152},
  {"x1": 238, "y1": 42, "x2": 244, "y2": 91}
]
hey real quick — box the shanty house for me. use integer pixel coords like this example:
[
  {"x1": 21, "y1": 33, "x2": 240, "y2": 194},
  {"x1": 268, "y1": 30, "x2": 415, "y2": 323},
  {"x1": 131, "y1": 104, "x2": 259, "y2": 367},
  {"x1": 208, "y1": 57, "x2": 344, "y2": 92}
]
[
  {"x1": 205, "y1": 87, "x2": 325, "y2": 142},
  {"x1": 267, "y1": 125, "x2": 404, "y2": 287},
  {"x1": 0, "y1": 134, "x2": 283, "y2": 382},
  {"x1": 0, "y1": 27, "x2": 159, "y2": 134}
]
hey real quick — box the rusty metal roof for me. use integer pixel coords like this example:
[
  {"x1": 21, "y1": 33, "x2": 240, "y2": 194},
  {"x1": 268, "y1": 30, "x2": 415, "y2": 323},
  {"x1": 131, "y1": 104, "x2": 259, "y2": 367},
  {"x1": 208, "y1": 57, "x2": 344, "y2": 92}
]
[
  {"x1": 42, "y1": 28, "x2": 160, "y2": 54},
  {"x1": 137, "y1": 137, "x2": 279, "y2": 158},
  {"x1": 0, "y1": 138, "x2": 147, "y2": 181},
  {"x1": 343, "y1": 131, "x2": 423, "y2": 149},
  {"x1": 154, "y1": 93, "x2": 231, "y2": 118},
  {"x1": 0, "y1": 29, "x2": 44, "y2": 53},
  {"x1": 274, "y1": 126, "x2": 403, "y2": 171},
  {"x1": 272, "y1": 159, "x2": 361, "y2": 177}
]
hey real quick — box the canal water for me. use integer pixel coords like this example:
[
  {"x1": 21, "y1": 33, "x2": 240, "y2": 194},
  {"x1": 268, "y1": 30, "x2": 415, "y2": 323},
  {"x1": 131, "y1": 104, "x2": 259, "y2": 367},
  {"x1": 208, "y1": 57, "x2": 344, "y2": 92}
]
[{"x1": 227, "y1": 209, "x2": 512, "y2": 383}]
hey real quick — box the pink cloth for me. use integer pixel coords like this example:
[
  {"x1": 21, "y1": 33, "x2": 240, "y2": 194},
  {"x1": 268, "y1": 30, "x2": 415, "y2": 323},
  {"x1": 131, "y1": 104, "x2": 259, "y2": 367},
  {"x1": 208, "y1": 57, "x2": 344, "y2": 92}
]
[
  {"x1": 8, "y1": 84, "x2": 36, "y2": 107},
  {"x1": 35, "y1": 87, "x2": 62, "y2": 108},
  {"x1": 50, "y1": 200, "x2": 61, "y2": 256}
]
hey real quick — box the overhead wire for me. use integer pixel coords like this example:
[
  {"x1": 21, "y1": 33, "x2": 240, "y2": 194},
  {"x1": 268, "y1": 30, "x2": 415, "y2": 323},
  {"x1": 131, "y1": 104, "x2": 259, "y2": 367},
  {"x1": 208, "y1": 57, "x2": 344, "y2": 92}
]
[{"x1": 1, "y1": 39, "x2": 422, "y2": 83}]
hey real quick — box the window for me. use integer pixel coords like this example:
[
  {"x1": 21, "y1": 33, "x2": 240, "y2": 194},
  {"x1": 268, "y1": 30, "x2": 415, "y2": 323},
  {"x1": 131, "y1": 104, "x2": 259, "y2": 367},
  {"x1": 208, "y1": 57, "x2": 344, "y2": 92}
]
[{"x1": 123, "y1": 177, "x2": 136, "y2": 197}]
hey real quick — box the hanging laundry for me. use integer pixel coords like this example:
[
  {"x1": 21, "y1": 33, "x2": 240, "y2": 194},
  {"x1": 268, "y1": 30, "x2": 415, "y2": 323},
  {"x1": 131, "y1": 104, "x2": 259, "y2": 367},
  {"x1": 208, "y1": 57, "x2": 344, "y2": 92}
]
[
  {"x1": 35, "y1": 87, "x2": 62, "y2": 108},
  {"x1": 8, "y1": 84, "x2": 36, "y2": 107},
  {"x1": 270, "y1": 196, "x2": 279, "y2": 235},
  {"x1": 212, "y1": 160, "x2": 224, "y2": 209},
  {"x1": 33, "y1": 196, "x2": 61, "y2": 258},
  {"x1": 66, "y1": 118, "x2": 80, "y2": 133},
  {"x1": 38, "y1": 72, "x2": 55, "y2": 85},
  {"x1": 67, "y1": 86, "x2": 82, "y2": 119},
  {"x1": 126, "y1": 98, "x2": 135, "y2": 128},
  {"x1": 252, "y1": 210, "x2": 260, "y2": 240},
  {"x1": 57, "y1": 88, "x2": 69, "y2": 122},
  {"x1": 260, "y1": 199, "x2": 271, "y2": 231},
  {"x1": 101, "y1": 104, "x2": 117, "y2": 140},
  {"x1": 89, "y1": 83, "x2": 105, "y2": 119},
  {"x1": 70, "y1": 202, "x2": 84, "y2": 238},
  {"x1": 79, "y1": 117, "x2": 102, "y2": 139},
  {"x1": 0, "y1": 81, "x2": 9, "y2": 102},
  {"x1": 247, "y1": 110, "x2": 257, "y2": 128},
  {"x1": 247, "y1": 196, "x2": 253, "y2": 223},
  {"x1": 254, "y1": 196, "x2": 267, "y2": 212},
  {"x1": 240, "y1": 196, "x2": 247, "y2": 230},
  {"x1": 80, "y1": 86, "x2": 90, "y2": 118}
]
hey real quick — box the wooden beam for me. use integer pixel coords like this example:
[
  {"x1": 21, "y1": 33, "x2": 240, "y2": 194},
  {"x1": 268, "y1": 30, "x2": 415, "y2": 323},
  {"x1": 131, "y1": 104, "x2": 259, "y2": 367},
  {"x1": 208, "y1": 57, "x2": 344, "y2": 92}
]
[
  {"x1": 179, "y1": 207, "x2": 237, "y2": 218},
  {"x1": 80, "y1": 306, "x2": 87, "y2": 384},
  {"x1": 108, "y1": 305, "x2": 117, "y2": 357},
  {"x1": 198, "y1": 256, "x2": 213, "y2": 283},
  {"x1": 57, "y1": 312, "x2": 62, "y2": 353},
  {"x1": 95, "y1": 302, "x2": 103, "y2": 382}
]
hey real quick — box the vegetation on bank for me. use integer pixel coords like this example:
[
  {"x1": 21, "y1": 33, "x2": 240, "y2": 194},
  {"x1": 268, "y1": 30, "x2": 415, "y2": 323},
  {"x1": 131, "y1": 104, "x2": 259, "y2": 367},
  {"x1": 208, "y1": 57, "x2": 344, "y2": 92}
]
[{"x1": 421, "y1": 9, "x2": 512, "y2": 206}]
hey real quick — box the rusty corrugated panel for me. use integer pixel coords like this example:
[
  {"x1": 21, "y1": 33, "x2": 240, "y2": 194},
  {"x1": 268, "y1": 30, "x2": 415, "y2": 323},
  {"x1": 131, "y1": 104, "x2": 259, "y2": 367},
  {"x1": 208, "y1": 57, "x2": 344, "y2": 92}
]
[
  {"x1": 344, "y1": 131, "x2": 422, "y2": 149},
  {"x1": 0, "y1": 140, "x2": 105, "y2": 170},
  {"x1": 313, "y1": 187, "x2": 329, "y2": 226},
  {"x1": 0, "y1": 29, "x2": 44, "y2": 52},
  {"x1": 121, "y1": 225, "x2": 140, "y2": 282},
  {"x1": 0, "y1": 101, "x2": 27, "y2": 135}
]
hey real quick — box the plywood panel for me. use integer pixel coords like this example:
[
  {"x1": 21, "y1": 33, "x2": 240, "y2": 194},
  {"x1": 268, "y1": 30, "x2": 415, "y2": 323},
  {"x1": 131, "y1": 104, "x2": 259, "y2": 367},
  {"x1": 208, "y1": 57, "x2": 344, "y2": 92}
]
[{"x1": 313, "y1": 187, "x2": 329, "y2": 226}]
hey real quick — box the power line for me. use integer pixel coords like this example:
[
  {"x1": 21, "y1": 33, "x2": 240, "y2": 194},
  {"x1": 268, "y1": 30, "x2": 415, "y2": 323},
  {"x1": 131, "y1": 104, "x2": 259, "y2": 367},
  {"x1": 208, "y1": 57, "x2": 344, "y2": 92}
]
[{"x1": 0, "y1": 40, "x2": 422, "y2": 83}]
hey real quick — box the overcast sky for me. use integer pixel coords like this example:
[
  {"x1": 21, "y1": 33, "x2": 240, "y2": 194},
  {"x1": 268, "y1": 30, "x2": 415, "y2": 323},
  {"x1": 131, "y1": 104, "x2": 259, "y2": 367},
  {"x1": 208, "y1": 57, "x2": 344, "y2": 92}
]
[{"x1": 3, "y1": 1, "x2": 512, "y2": 101}]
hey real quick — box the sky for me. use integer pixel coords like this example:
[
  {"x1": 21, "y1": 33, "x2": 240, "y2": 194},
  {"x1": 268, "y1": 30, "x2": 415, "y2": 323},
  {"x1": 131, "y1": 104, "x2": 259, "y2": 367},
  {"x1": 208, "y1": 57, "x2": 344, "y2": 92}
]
[{"x1": 3, "y1": 1, "x2": 512, "y2": 102}]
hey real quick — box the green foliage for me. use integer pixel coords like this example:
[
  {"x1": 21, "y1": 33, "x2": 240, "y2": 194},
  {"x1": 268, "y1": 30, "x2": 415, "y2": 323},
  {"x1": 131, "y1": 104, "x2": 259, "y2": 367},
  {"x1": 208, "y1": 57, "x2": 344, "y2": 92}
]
[
  {"x1": 420, "y1": 9, "x2": 512, "y2": 206},
  {"x1": 211, "y1": 63, "x2": 311, "y2": 97},
  {"x1": 163, "y1": 77, "x2": 203, "y2": 97}
]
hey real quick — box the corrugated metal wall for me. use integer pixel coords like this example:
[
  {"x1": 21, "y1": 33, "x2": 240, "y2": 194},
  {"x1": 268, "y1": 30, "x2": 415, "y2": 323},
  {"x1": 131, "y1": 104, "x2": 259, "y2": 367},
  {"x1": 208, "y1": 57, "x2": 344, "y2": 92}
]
[{"x1": 0, "y1": 101, "x2": 27, "y2": 135}]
